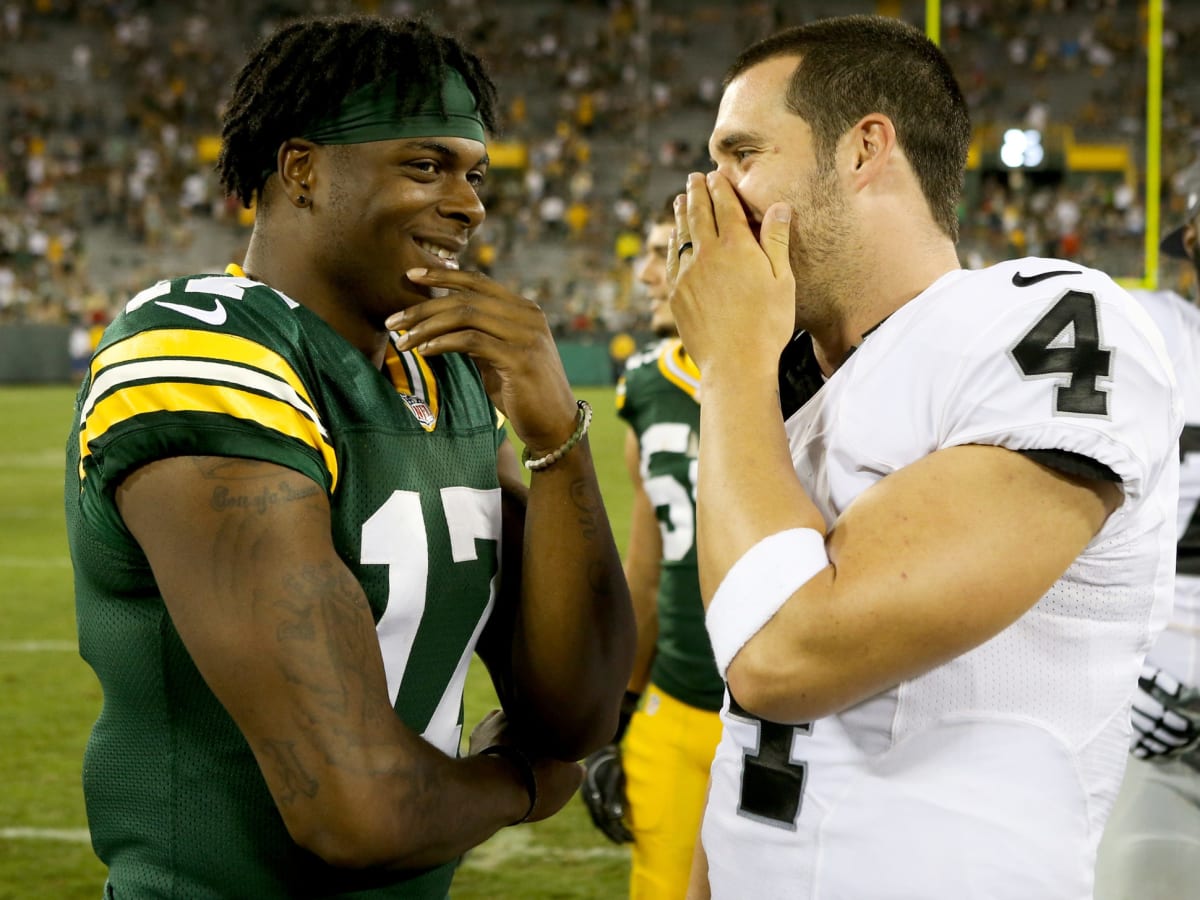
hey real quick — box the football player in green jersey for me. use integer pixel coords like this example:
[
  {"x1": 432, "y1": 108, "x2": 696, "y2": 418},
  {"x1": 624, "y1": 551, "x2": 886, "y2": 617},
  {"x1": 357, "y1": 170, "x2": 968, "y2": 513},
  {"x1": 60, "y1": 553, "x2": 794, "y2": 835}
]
[
  {"x1": 581, "y1": 202, "x2": 723, "y2": 898},
  {"x1": 65, "y1": 16, "x2": 634, "y2": 899}
]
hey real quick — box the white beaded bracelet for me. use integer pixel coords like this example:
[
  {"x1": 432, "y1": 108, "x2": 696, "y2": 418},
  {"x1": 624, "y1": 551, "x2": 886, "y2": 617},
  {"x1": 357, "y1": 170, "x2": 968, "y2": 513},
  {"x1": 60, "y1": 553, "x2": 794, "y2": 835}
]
[{"x1": 522, "y1": 400, "x2": 593, "y2": 471}]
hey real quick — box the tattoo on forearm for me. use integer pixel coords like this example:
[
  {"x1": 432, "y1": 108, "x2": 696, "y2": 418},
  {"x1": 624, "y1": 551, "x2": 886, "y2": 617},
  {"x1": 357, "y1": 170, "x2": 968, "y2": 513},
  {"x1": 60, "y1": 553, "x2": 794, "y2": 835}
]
[
  {"x1": 259, "y1": 738, "x2": 319, "y2": 805},
  {"x1": 587, "y1": 560, "x2": 615, "y2": 600},
  {"x1": 569, "y1": 478, "x2": 600, "y2": 541}
]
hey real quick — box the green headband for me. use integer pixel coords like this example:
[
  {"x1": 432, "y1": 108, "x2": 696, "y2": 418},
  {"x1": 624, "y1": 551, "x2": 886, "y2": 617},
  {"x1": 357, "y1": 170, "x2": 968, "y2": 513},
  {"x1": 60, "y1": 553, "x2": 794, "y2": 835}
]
[{"x1": 301, "y1": 67, "x2": 486, "y2": 145}]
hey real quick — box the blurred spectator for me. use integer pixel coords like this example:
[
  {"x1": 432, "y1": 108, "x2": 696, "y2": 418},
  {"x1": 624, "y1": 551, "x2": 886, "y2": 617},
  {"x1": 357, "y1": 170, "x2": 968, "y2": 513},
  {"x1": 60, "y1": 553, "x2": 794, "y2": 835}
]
[{"x1": 1, "y1": 0, "x2": 1199, "y2": 332}]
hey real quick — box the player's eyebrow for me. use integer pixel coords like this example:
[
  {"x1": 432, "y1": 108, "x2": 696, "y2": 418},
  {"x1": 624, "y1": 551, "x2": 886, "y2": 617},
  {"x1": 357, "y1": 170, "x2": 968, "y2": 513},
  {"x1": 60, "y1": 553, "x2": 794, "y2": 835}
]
[
  {"x1": 401, "y1": 139, "x2": 490, "y2": 168},
  {"x1": 710, "y1": 130, "x2": 769, "y2": 159}
]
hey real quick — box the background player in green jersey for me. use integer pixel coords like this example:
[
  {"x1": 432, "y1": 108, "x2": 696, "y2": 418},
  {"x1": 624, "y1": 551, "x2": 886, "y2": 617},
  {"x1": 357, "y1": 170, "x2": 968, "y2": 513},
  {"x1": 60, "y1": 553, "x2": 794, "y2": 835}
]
[
  {"x1": 65, "y1": 16, "x2": 634, "y2": 899},
  {"x1": 581, "y1": 201, "x2": 723, "y2": 898}
]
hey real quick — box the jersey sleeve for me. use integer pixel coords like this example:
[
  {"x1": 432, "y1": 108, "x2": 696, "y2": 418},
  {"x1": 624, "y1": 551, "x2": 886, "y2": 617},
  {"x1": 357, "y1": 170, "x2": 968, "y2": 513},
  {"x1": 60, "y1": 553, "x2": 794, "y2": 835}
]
[
  {"x1": 937, "y1": 270, "x2": 1181, "y2": 503},
  {"x1": 76, "y1": 275, "x2": 337, "y2": 509},
  {"x1": 616, "y1": 348, "x2": 651, "y2": 429}
]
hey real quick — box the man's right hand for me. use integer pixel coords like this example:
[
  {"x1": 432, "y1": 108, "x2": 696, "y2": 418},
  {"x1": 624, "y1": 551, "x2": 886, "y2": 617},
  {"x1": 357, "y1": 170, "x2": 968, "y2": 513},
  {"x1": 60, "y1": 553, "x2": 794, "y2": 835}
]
[{"x1": 580, "y1": 744, "x2": 634, "y2": 844}]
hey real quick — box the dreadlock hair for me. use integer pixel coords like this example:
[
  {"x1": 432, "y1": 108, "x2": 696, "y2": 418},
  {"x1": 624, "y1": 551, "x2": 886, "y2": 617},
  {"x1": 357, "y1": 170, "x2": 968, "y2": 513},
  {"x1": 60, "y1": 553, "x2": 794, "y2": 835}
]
[
  {"x1": 218, "y1": 15, "x2": 499, "y2": 208},
  {"x1": 726, "y1": 16, "x2": 970, "y2": 241}
]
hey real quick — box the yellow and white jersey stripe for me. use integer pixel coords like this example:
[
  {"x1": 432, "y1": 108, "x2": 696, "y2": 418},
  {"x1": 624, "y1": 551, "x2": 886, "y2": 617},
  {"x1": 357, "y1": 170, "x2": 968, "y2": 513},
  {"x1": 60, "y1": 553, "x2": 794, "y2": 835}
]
[
  {"x1": 77, "y1": 274, "x2": 339, "y2": 492},
  {"x1": 656, "y1": 338, "x2": 700, "y2": 401}
]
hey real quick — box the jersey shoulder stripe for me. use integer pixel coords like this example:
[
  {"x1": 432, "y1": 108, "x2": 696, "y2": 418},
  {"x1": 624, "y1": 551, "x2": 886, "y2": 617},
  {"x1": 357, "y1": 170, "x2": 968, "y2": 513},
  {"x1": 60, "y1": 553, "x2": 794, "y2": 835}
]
[
  {"x1": 621, "y1": 339, "x2": 699, "y2": 403},
  {"x1": 656, "y1": 339, "x2": 701, "y2": 400},
  {"x1": 79, "y1": 274, "x2": 339, "y2": 492}
]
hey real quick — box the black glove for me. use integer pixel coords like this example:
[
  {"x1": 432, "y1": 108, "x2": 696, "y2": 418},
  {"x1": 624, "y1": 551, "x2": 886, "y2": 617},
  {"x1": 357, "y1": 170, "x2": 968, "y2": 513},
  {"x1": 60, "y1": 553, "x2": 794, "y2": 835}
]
[
  {"x1": 580, "y1": 691, "x2": 641, "y2": 844},
  {"x1": 1131, "y1": 664, "x2": 1200, "y2": 768},
  {"x1": 581, "y1": 743, "x2": 633, "y2": 843}
]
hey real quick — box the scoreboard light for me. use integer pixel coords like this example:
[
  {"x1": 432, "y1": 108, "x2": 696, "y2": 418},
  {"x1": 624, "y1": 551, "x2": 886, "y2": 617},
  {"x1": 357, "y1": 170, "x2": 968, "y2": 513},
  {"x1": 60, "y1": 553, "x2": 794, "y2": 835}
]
[{"x1": 1000, "y1": 128, "x2": 1045, "y2": 169}]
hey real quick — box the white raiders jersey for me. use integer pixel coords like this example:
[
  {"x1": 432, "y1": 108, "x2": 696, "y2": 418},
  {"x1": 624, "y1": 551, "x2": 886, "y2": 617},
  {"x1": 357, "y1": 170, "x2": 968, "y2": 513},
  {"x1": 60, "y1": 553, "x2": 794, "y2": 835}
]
[
  {"x1": 702, "y1": 258, "x2": 1182, "y2": 900},
  {"x1": 1130, "y1": 288, "x2": 1200, "y2": 687}
]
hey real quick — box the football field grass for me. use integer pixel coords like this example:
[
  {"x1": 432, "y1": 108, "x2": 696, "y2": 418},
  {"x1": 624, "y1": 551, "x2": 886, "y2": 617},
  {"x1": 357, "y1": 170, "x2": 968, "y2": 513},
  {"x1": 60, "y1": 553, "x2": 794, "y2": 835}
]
[{"x1": 0, "y1": 383, "x2": 634, "y2": 899}]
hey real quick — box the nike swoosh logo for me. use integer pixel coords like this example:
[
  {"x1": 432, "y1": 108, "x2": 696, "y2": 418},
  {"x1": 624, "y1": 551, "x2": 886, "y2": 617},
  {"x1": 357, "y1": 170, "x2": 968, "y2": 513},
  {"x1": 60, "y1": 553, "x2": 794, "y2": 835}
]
[
  {"x1": 1011, "y1": 269, "x2": 1082, "y2": 287},
  {"x1": 155, "y1": 298, "x2": 228, "y2": 325}
]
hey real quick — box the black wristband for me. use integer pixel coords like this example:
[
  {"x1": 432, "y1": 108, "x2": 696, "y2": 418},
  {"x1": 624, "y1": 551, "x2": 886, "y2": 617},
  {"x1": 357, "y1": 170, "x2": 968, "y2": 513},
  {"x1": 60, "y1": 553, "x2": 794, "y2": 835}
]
[
  {"x1": 613, "y1": 690, "x2": 641, "y2": 744},
  {"x1": 480, "y1": 745, "x2": 537, "y2": 825}
]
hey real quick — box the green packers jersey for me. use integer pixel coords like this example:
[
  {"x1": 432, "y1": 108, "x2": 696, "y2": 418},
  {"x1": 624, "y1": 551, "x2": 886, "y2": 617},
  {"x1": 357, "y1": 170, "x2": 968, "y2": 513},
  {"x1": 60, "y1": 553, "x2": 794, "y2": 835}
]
[
  {"x1": 615, "y1": 339, "x2": 723, "y2": 712},
  {"x1": 65, "y1": 270, "x2": 505, "y2": 898}
]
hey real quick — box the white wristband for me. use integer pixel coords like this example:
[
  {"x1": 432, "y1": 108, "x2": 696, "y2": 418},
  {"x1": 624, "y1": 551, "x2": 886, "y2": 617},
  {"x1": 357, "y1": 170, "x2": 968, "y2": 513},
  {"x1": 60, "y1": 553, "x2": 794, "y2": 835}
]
[{"x1": 705, "y1": 528, "x2": 830, "y2": 679}]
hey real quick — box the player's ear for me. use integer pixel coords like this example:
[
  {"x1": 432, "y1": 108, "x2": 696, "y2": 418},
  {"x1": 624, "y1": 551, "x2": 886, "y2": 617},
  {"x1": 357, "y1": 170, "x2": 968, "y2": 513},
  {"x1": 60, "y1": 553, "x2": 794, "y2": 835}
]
[
  {"x1": 277, "y1": 139, "x2": 318, "y2": 208},
  {"x1": 847, "y1": 113, "x2": 895, "y2": 187}
]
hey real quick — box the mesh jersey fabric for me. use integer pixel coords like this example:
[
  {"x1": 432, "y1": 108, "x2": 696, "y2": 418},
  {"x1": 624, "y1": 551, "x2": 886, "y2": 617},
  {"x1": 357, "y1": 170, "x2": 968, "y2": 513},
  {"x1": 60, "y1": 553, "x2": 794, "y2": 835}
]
[{"x1": 66, "y1": 271, "x2": 502, "y2": 898}]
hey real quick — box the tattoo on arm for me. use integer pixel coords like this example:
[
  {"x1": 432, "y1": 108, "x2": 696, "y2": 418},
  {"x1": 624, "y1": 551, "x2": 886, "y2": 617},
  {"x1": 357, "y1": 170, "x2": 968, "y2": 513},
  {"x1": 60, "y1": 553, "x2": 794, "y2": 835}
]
[
  {"x1": 259, "y1": 738, "x2": 319, "y2": 806},
  {"x1": 569, "y1": 477, "x2": 616, "y2": 599},
  {"x1": 273, "y1": 563, "x2": 375, "y2": 717},
  {"x1": 569, "y1": 478, "x2": 600, "y2": 541},
  {"x1": 270, "y1": 563, "x2": 397, "y2": 776},
  {"x1": 198, "y1": 460, "x2": 402, "y2": 782},
  {"x1": 189, "y1": 458, "x2": 323, "y2": 514},
  {"x1": 209, "y1": 480, "x2": 321, "y2": 514}
]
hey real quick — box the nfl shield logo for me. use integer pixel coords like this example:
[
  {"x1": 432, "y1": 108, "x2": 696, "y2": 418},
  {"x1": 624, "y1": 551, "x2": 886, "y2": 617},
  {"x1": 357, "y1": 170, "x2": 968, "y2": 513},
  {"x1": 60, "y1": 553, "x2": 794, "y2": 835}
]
[{"x1": 401, "y1": 393, "x2": 437, "y2": 429}]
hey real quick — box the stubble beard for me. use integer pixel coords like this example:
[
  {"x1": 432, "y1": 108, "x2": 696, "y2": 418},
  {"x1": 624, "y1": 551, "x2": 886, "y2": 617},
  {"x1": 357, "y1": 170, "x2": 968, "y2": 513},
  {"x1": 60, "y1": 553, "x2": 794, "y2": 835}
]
[{"x1": 787, "y1": 168, "x2": 854, "y2": 334}]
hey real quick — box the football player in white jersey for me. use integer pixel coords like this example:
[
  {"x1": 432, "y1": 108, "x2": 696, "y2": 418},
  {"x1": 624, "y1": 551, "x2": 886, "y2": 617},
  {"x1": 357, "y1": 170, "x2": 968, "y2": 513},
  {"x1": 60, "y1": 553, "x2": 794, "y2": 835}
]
[
  {"x1": 1095, "y1": 192, "x2": 1200, "y2": 899},
  {"x1": 666, "y1": 16, "x2": 1181, "y2": 900}
]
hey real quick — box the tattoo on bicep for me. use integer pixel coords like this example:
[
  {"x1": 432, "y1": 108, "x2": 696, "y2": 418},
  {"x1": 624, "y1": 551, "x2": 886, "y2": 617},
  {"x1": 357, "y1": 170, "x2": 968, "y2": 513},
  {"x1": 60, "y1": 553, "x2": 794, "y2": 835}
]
[
  {"x1": 259, "y1": 738, "x2": 319, "y2": 806},
  {"x1": 209, "y1": 480, "x2": 321, "y2": 514}
]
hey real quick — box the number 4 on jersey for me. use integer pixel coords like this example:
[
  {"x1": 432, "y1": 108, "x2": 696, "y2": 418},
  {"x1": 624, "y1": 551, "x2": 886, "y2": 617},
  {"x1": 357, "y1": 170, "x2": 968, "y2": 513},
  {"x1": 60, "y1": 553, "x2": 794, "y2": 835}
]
[{"x1": 1010, "y1": 291, "x2": 1112, "y2": 416}]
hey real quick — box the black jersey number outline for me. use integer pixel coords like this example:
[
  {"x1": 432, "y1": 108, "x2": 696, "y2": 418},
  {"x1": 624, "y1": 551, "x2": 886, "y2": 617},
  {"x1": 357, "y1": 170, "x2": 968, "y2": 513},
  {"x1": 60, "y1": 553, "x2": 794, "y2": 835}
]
[
  {"x1": 1009, "y1": 290, "x2": 1112, "y2": 416},
  {"x1": 1177, "y1": 426, "x2": 1200, "y2": 577},
  {"x1": 729, "y1": 695, "x2": 812, "y2": 830}
]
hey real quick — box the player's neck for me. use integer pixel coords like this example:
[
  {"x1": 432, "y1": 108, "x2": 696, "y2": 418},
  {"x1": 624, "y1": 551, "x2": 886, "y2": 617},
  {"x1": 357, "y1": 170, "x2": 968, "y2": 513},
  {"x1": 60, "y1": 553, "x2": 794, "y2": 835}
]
[
  {"x1": 241, "y1": 235, "x2": 391, "y2": 368},
  {"x1": 809, "y1": 236, "x2": 960, "y2": 376}
]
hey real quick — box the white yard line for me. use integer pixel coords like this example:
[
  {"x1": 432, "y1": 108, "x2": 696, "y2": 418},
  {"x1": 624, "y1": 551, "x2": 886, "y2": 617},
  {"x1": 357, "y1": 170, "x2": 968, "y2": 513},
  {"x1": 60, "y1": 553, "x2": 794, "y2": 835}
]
[
  {"x1": 0, "y1": 827, "x2": 90, "y2": 843},
  {"x1": 459, "y1": 827, "x2": 628, "y2": 870},
  {"x1": 0, "y1": 451, "x2": 64, "y2": 469},
  {"x1": 0, "y1": 640, "x2": 76, "y2": 652},
  {"x1": 0, "y1": 507, "x2": 61, "y2": 519},
  {"x1": 0, "y1": 556, "x2": 71, "y2": 568}
]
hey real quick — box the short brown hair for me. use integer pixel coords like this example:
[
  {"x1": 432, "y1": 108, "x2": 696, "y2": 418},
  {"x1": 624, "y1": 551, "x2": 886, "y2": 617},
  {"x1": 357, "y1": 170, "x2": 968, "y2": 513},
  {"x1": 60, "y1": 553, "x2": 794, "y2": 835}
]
[{"x1": 726, "y1": 16, "x2": 969, "y2": 240}]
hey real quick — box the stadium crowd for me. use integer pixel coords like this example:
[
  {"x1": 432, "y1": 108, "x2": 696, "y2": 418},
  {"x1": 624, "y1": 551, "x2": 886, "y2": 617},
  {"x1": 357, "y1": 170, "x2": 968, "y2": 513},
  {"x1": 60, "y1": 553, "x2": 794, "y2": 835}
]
[{"x1": 1, "y1": 0, "x2": 1199, "y2": 334}]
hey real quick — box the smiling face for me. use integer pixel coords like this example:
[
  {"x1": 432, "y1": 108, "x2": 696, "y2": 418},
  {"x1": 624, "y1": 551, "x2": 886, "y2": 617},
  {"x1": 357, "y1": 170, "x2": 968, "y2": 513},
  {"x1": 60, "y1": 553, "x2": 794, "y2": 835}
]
[
  {"x1": 635, "y1": 222, "x2": 676, "y2": 337},
  {"x1": 709, "y1": 55, "x2": 853, "y2": 315},
  {"x1": 314, "y1": 135, "x2": 488, "y2": 324}
]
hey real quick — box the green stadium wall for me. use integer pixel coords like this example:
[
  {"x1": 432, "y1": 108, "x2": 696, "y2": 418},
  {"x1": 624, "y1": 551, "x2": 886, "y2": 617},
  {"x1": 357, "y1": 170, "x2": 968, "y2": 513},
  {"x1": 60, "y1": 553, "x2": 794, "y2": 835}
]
[
  {"x1": 0, "y1": 324, "x2": 73, "y2": 383},
  {"x1": 556, "y1": 339, "x2": 617, "y2": 386},
  {"x1": 0, "y1": 325, "x2": 620, "y2": 387}
]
